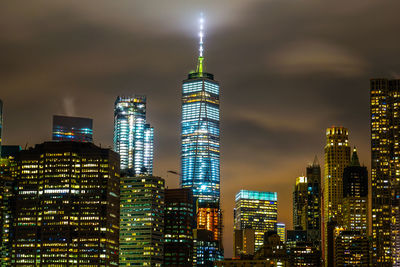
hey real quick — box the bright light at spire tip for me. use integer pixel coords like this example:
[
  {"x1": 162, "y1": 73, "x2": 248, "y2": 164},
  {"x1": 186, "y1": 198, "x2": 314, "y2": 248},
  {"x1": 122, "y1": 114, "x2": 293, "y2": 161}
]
[{"x1": 198, "y1": 13, "x2": 204, "y2": 58}]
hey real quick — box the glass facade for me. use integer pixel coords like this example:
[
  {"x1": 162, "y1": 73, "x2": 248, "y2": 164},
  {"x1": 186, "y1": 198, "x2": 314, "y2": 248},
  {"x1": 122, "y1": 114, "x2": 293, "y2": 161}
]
[
  {"x1": 52, "y1": 115, "x2": 93, "y2": 142},
  {"x1": 181, "y1": 20, "x2": 224, "y2": 262},
  {"x1": 181, "y1": 77, "x2": 220, "y2": 204},
  {"x1": 113, "y1": 96, "x2": 153, "y2": 174},
  {"x1": 164, "y1": 188, "x2": 194, "y2": 266},
  {"x1": 234, "y1": 190, "x2": 278, "y2": 250},
  {"x1": 119, "y1": 175, "x2": 164, "y2": 266}
]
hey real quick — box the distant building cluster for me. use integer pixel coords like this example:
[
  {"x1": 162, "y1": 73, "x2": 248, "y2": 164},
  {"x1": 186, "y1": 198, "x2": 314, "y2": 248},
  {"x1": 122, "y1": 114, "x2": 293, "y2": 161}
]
[{"x1": 0, "y1": 18, "x2": 399, "y2": 267}]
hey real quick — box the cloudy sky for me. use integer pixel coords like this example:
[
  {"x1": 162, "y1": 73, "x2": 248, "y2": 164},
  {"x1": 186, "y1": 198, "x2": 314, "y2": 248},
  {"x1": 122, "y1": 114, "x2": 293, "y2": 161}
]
[{"x1": 1, "y1": 0, "x2": 400, "y2": 257}]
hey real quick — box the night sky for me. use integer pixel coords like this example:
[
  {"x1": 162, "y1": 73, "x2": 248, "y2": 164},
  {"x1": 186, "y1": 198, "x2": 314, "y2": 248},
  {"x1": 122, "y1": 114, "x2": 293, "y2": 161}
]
[{"x1": 1, "y1": 0, "x2": 400, "y2": 257}]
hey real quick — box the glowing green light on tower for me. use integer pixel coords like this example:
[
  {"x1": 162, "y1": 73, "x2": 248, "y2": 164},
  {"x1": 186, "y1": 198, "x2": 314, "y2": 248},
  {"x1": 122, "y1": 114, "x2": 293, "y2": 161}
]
[{"x1": 196, "y1": 14, "x2": 204, "y2": 74}]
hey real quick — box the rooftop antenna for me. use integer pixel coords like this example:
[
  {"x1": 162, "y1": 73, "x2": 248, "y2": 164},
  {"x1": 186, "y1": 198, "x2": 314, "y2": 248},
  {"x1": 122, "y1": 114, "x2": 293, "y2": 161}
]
[{"x1": 196, "y1": 13, "x2": 205, "y2": 74}]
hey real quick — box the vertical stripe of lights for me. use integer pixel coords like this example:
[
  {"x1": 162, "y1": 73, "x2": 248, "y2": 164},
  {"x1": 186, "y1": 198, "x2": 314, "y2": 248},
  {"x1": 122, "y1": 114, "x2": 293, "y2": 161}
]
[{"x1": 113, "y1": 96, "x2": 153, "y2": 175}]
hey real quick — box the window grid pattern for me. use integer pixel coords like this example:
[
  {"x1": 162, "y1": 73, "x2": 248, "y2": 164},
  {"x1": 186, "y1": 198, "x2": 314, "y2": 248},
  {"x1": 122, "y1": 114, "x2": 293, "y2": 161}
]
[{"x1": 181, "y1": 78, "x2": 220, "y2": 204}]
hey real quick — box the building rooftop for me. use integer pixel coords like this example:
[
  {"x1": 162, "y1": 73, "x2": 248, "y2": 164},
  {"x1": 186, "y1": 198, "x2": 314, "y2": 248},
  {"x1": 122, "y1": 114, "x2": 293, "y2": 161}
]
[{"x1": 236, "y1": 190, "x2": 277, "y2": 201}]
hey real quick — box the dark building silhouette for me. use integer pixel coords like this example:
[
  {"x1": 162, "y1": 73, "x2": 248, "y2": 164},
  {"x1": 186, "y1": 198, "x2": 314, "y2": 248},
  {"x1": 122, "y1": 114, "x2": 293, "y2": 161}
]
[
  {"x1": 1, "y1": 146, "x2": 21, "y2": 159},
  {"x1": 12, "y1": 141, "x2": 120, "y2": 266},
  {"x1": 334, "y1": 230, "x2": 369, "y2": 266},
  {"x1": 287, "y1": 229, "x2": 320, "y2": 266},
  {"x1": 234, "y1": 228, "x2": 256, "y2": 258},
  {"x1": 164, "y1": 188, "x2": 194, "y2": 266},
  {"x1": 292, "y1": 157, "x2": 321, "y2": 252},
  {"x1": 342, "y1": 147, "x2": 368, "y2": 234},
  {"x1": 306, "y1": 157, "x2": 321, "y2": 248},
  {"x1": 52, "y1": 115, "x2": 93, "y2": 142}
]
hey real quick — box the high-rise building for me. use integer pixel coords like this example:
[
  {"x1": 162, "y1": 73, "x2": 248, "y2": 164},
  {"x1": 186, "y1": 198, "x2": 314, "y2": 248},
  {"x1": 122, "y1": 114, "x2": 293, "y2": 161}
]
[
  {"x1": 193, "y1": 229, "x2": 222, "y2": 266},
  {"x1": 12, "y1": 141, "x2": 120, "y2": 266},
  {"x1": 0, "y1": 156, "x2": 14, "y2": 266},
  {"x1": 277, "y1": 223, "x2": 286, "y2": 243},
  {"x1": 233, "y1": 229, "x2": 255, "y2": 258},
  {"x1": 234, "y1": 190, "x2": 278, "y2": 250},
  {"x1": 324, "y1": 126, "x2": 351, "y2": 224},
  {"x1": 371, "y1": 78, "x2": 400, "y2": 265},
  {"x1": 293, "y1": 176, "x2": 308, "y2": 230},
  {"x1": 323, "y1": 126, "x2": 350, "y2": 265},
  {"x1": 119, "y1": 175, "x2": 164, "y2": 266},
  {"x1": 52, "y1": 115, "x2": 93, "y2": 142},
  {"x1": 342, "y1": 147, "x2": 368, "y2": 234},
  {"x1": 180, "y1": 17, "x2": 220, "y2": 203},
  {"x1": 113, "y1": 96, "x2": 153, "y2": 174},
  {"x1": 305, "y1": 157, "x2": 322, "y2": 247},
  {"x1": 180, "y1": 17, "x2": 223, "y2": 263},
  {"x1": 334, "y1": 229, "x2": 369, "y2": 266},
  {"x1": 164, "y1": 188, "x2": 194, "y2": 266},
  {"x1": 292, "y1": 157, "x2": 321, "y2": 249}
]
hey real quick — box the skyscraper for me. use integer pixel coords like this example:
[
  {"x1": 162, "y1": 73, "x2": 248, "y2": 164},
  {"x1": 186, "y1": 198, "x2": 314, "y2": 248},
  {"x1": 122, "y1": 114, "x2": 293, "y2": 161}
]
[
  {"x1": 234, "y1": 190, "x2": 278, "y2": 250},
  {"x1": 370, "y1": 78, "x2": 400, "y2": 265},
  {"x1": 323, "y1": 126, "x2": 350, "y2": 265},
  {"x1": 342, "y1": 147, "x2": 368, "y2": 234},
  {"x1": 119, "y1": 175, "x2": 164, "y2": 266},
  {"x1": 180, "y1": 17, "x2": 220, "y2": 204},
  {"x1": 52, "y1": 115, "x2": 93, "y2": 142},
  {"x1": 180, "y1": 16, "x2": 223, "y2": 262},
  {"x1": 324, "y1": 126, "x2": 351, "y2": 224},
  {"x1": 306, "y1": 157, "x2": 322, "y2": 247},
  {"x1": 0, "y1": 156, "x2": 14, "y2": 266},
  {"x1": 293, "y1": 176, "x2": 308, "y2": 230},
  {"x1": 164, "y1": 188, "x2": 194, "y2": 266},
  {"x1": 292, "y1": 157, "x2": 321, "y2": 249},
  {"x1": 113, "y1": 96, "x2": 153, "y2": 174},
  {"x1": 12, "y1": 141, "x2": 120, "y2": 266}
]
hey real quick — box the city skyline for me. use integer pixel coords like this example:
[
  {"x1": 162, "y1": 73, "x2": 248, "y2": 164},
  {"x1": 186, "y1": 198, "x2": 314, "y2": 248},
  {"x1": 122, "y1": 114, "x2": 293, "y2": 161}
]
[{"x1": 1, "y1": 0, "x2": 400, "y2": 258}]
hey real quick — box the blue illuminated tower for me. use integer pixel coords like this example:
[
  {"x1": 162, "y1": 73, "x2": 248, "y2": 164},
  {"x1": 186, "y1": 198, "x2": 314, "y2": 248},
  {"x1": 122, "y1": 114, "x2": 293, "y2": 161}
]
[
  {"x1": 181, "y1": 16, "x2": 220, "y2": 204},
  {"x1": 113, "y1": 96, "x2": 153, "y2": 174},
  {"x1": 181, "y1": 16, "x2": 223, "y2": 262}
]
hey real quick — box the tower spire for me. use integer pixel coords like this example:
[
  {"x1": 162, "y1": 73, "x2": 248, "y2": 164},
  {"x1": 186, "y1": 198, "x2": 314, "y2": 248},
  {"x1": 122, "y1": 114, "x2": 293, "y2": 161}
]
[
  {"x1": 350, "y1": 146, "x2": 360, "y2": 166},
  {"x1": 196, "y1": 13, "x2": 204, "y2": 73}
]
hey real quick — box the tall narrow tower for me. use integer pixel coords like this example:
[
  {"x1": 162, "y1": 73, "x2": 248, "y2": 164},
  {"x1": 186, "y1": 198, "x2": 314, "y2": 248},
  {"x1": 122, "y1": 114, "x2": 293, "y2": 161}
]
[
  {"x1": 323, "y1": 126, "x2": 350, "y2": 266},
  {"x1": 180, "y1": 15, "x2": 222, "y2": 257},
  {"x1": 113, "y1": 96, "x2": 153, "y2": 174}
]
